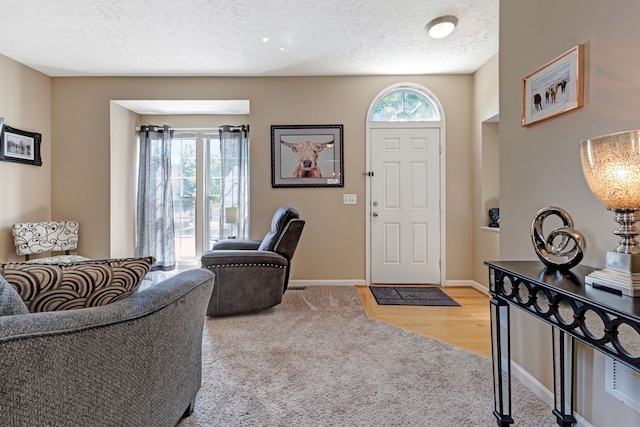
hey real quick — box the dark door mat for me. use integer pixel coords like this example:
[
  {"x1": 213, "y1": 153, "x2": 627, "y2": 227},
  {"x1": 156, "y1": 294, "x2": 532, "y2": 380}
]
[{"x1": 370, "y1": 286, "x2": 460, "y2": 306}]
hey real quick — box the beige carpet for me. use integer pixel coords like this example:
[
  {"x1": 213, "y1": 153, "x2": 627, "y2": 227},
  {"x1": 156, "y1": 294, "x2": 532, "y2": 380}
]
[{"x1": 178, "y1": 286, "x2": 553, "y2": 426}]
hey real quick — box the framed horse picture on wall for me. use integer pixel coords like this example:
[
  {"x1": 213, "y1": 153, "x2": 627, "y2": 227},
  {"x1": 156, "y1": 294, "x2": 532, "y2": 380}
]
[
  {"x1": 522, "y1": 45, "x2": 584, "y2": 127},
  {"x1": 271, "y1": 124, "x2": 344, "y2": 188}
]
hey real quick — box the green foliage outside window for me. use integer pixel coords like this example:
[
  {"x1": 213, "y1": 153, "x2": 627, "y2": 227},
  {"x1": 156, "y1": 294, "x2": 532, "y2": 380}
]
[
  {"x1": 207, "y1": 138, "x2": 221, "y2": 200},
  {"x1": 370, "y1": 88, "x2": 440, "y2": 122},
  {"x1": 170, "y1": 137, "x2": 197, "y2": 257}
]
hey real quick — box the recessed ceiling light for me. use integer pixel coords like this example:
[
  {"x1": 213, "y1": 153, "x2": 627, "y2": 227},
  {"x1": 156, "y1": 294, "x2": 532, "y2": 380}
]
[
  {"x1": 262, "y1": 37, "x2": 269, "y2": 43},
  {"x1": 425, "y1": 15, "x2": 458, "y2": 39}
]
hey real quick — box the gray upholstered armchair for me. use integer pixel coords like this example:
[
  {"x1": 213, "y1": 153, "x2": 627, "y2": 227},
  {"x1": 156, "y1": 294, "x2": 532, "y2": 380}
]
[
  {"x1": 201, "y1": 206, "x2": 305, "y2": 316},
  {"x1": 0, "y1": 268, "x2": 215, "y2": 426}
]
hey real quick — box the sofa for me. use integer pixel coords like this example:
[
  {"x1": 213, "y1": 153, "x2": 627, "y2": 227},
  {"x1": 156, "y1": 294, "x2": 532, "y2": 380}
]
[{"x1": 0, "y1": 267, "x2": 215, "y2": 426}]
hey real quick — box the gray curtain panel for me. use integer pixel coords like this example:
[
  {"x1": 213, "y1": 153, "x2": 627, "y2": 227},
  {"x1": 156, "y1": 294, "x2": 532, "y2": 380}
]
[
  {"x1": 219, "y1": 125, "x2": 250, "y2": 240},
  {"x1": 136, "y1": 125, "x2": 176, "y2": 271}
]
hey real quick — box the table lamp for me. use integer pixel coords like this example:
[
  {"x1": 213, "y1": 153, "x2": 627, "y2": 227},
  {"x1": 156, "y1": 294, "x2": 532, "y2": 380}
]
[
  {"x1": 580, "y1": 130, "x2": 640, "y2": 296},
  {"x1": 225, "y1": 206, "x2": 239, "y2": 239}
]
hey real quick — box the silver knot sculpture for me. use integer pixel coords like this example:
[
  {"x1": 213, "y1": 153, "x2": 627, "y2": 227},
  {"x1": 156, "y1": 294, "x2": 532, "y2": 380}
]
[{"x1": 531, "y1": 207, "x2": 586, "y2": 270}]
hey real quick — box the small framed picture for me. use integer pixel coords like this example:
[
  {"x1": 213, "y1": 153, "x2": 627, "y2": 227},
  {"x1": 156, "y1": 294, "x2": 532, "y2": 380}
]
[
  {"x1": 271, "y1": 124, "x2": 344, "y2": 188},
  {"x1": 522, "y1": 45, "x2": 584, "y2": 127},
  {"x1": 0, "y1": 125, "x2": 42, "y2": 166}
]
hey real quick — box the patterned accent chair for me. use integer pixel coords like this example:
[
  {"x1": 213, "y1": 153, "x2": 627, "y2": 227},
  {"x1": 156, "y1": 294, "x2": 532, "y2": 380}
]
[
  {"x1": 201, "y1": 206, "x2": 305, "y2": 316},
  {"x1": 12, "y1": 221, "x2": 89, "y2": 263}
]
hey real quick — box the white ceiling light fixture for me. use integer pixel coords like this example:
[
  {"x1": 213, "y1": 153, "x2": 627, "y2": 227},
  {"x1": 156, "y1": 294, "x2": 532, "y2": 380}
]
[{"x1": 425, "y1": 15, "x2": 458, "y2": 39}]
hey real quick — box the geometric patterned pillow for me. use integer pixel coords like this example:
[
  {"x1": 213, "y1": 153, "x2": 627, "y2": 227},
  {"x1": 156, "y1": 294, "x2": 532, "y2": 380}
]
[{"x1": 0, "y1": 257, "x2": 155, "y2": 312}]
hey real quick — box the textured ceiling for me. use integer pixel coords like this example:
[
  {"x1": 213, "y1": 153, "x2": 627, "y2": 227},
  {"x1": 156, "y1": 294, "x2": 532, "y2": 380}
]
[{"x1": 0, "y1": 0, "x2": 498, "y2": 77}]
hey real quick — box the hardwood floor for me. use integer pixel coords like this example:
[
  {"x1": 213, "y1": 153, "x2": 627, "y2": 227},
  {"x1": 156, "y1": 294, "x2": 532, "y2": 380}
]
[{"x1": 356, "y1": 285, "x2": 492, "y2": 359}]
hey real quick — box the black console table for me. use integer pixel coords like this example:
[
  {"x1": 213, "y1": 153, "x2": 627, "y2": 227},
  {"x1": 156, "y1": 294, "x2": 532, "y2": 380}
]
[{"x1": 485, "y1": 260, "x2": 640, "y2": 427}]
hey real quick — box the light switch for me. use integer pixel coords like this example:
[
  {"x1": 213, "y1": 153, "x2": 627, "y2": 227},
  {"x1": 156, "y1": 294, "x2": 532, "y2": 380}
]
[{"x1": 343, "y1": 194, "x2": 357, "y2": 204}]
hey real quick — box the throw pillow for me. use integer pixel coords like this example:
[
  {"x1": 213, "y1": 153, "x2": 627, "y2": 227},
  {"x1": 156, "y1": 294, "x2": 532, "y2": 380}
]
[
  {"x1": 0, "y1": 276, "x2": 30, "y2": 316},
  {"x1": 0, "y1": 256, "x2": 155, "y2": 312}
]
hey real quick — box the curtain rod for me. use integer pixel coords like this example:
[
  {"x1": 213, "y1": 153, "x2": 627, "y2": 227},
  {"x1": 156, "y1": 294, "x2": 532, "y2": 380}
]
[{"x1": 135, "y1": 126, "x2": 248, "y2": 132}]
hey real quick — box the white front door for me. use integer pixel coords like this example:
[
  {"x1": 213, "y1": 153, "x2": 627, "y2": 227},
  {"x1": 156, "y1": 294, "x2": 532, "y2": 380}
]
[{"x1": 369, "y1": 127, "x2": 441, "y2": 284}]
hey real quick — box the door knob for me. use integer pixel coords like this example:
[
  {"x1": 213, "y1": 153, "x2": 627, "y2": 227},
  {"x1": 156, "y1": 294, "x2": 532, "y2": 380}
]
[{"x1": 372, "y1": 212, "x2": 379, "y2": 217}]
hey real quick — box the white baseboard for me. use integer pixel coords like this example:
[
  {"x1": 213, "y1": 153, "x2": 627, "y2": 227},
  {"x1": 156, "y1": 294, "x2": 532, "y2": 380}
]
[
  {"x1": 288, "y1": 279, "x2": 365, "y2": 287},
  {"x1": 445, "y1": 279, "x2": 489, "y2": 295},
  {"x1": 291, "y1": 279, "x2": 491, "y2": 294},
  {"x1": 511, "y1": 360, "x2": 554, "y2": 407},
  {"x1": 511, "y1": 361, "x2": 593, "y2": 426}
]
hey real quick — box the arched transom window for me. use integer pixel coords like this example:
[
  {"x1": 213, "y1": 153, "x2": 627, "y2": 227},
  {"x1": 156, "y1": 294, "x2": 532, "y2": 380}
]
[{"x1": 369, "y1": 86, "x2": 441, "y2": 122}]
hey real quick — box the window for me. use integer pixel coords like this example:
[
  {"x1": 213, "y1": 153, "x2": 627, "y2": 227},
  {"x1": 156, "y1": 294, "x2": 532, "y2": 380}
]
[
  {"x1": 205, "y1": 135, "x2": 223, "y2": 250},
  {"x1": 171, "y1": 132, "x2": 198, "y2": 260},
  {"x1": 170, "y1": 130, "x2": 229, "y2": 264},
  {"x1": 370, "y1": 87, "x2": 441, "y2": 122}
]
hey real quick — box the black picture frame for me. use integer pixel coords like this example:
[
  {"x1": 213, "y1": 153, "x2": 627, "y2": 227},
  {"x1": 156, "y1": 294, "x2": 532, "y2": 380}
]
[
  {"x1": 0, "y1": 125, "x2": 42, "y2": 166},
  {"x1": 271, "y1": 124, "x2": 344, "y2": 188}
]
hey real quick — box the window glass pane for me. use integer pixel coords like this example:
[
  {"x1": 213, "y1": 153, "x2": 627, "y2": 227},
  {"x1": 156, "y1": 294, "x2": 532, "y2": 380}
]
[
  {"x1": 167, "y1": 129, "x2": 248, "y2": 261},
  {"x1": 370, "y1": 88, "x2": 440, "y2": 122},
  {"x1": 171, "y1": 136, "x2": 197, "y2": 259},
  {"x1": 206, "y1": 137, "x2": 221, "y2": 250}
]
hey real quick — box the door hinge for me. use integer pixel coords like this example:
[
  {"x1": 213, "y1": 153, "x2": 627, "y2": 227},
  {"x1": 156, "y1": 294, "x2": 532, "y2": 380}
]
[{"x1": 363, "y1": 171, "x2": 375, "y2": 177}]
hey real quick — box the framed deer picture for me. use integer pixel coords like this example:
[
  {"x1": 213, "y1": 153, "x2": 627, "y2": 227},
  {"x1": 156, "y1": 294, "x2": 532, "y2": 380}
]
[{"x1": 271, "y1": 124, "x2": 344, "y2": 188}]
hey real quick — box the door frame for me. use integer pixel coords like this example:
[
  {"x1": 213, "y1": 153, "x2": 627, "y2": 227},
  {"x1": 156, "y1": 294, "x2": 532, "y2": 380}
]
[{"x1": 365, "y1": 84, "x2": 447, "y2": 286}]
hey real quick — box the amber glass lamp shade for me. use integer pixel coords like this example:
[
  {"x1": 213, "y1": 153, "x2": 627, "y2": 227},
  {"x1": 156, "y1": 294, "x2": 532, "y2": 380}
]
[
  {"x1": 580, "y1": 130, "x2": 640, "y2": 210},
  {"x1": 581, "y1": 130, "x2": 640, "y2": 256},
  {"x1": 580, "y1": 130, "x2": 640, "y2": 296}
]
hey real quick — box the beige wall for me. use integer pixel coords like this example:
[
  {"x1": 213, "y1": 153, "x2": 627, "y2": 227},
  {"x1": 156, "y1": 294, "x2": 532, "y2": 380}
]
[
  {"x1": 472, "y1": 53, "x2": 500, "y2": 287},
  {"x1": 109, "y1": 102, "x2": 138, "y2": 258},
  {"x1": 0, "y1": 54, "x2": 52, "y2": 261},
  {"x1": 501, "y1": 1, "x2": 640, "y2": 425},
  {"x1": 50, "y1": 75, "x2": 473, "y2": 281}
]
